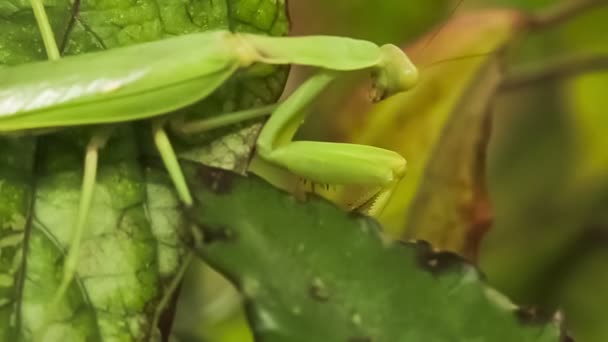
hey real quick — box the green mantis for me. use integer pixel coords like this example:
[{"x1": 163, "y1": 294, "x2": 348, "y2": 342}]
[{"x1": 3, "y1": 0, "x2": 418, "y2": 310}]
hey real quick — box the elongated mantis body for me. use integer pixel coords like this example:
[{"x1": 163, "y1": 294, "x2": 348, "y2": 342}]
[{"x1": 3, "y1": 0, "x2": 418, "y2": 309}]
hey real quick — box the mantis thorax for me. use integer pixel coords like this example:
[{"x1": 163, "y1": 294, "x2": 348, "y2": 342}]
[{"x1": 229, "y1": 33, "x2": 266, "y2": 67}]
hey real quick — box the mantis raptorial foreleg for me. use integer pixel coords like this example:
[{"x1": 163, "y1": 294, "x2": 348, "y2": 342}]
[
  {"x1": 257, "y1": 72, "x2": 406, "y2": 215},
  {"x1": 177, "y1": 72, "x2": 407, "y2": 215}
]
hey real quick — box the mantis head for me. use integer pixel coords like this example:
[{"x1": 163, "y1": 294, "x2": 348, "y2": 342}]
[{"x1": 371, "y1": 44, "x2": 419, "y2": 102}]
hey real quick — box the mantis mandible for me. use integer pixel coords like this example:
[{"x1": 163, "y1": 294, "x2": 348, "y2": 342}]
[{"x1": 2, "y1": 0, "x2": 417, "y2": 306}]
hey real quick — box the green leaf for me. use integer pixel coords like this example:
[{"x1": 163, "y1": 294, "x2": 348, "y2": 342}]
[
  {"x1": 0, "y1": 0, "x2": 72, "y2": 65},
  {"x1": 186, "y1": 165, "x2": 566, "y2": 342},
  {"x1": 0, "y1": 0, "x2": 289, "y2": 340},
  {"x1": 23, "y1": 127, "x2": 188, "y2": 341},
  {"x1": 0, "y1": 137, "x2": 36, "y2": 341}
]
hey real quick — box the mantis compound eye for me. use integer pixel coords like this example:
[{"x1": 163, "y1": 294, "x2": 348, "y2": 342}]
[{"x1": 371, "y1": 44, "x2": 419, "y2": 102}]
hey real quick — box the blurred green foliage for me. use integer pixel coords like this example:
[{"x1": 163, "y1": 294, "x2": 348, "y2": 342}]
[{"x1": 174, "y1": 1, "x2": 608, "y2": 341}]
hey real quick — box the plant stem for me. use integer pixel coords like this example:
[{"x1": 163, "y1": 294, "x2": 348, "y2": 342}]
[
  {"x1": 526, "y1": 0, "x2": 608, "y2": 30},
  {"x1": 501, "y1": 54, "x2": 608, "y2": 91}
]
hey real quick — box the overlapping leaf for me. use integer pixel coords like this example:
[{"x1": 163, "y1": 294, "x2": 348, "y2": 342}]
[{"x1": 328, "y1": 10, "x2": 525, "y2": 259}]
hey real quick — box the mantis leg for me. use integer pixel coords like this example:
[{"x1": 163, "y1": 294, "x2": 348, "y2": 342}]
[
  {"x1": 152, "y1": 121, "x2": 193, "y2": 206},
  {"x1": 172, "y1": 104, "x2": 277, "y2": 135},
  {"x1": 256, "y1": 72, "x2": 407, "y2": 215},
  {"x1": 52, "y1": 130, "x2": 111, "y2": 304},
  {"x1": 30, "y1": 0, "x2": 112, "y2": 306},
  {"x1": 29, "y1": 0, "x2": 60, "y2": 60}
]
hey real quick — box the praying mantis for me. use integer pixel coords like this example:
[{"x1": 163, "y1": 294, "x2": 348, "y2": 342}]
[{"x1": 1, "y1": 0, "x2": 418, "y2": 308}]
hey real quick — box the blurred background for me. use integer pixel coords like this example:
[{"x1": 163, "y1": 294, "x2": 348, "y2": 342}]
[{"x1": 172, "y1": 1, "x2": 608, "y2": 341}]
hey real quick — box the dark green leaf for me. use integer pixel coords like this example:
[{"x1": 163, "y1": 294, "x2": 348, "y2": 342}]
[
  {"x1": 187, "y1": 165, "x2": 566, "y2": 342},
  {"x1": 0, "y1": 137, "x2": 36, "y2": 340}
]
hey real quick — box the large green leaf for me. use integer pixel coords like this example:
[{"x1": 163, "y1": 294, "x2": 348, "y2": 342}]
[
  {"x1": 186, "y1": 165, "x2": 567, "y2": 342},
  {"x1": 0, "y1": 0, "x2": 289, "y2": 340},
  {"x1": 23, "y1": 127, "x2": 188, "y2": 341}
]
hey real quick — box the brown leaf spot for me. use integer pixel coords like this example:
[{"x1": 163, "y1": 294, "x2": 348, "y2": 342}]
[
  {"x1": 309, "y1": 277, "x2": 330, "y2": 302},
  {"x1": 412, "y1": 240, "x2": 468, "y2": 276},
  {"x1": 199, "y1": 225, "x2": 236, "y2": 244},
  {"x1": 514, "y1": 306, "x2": 555, "y2": 326},
  {"x1": 197, "y1": 166, "x2": 235, "y2": 194}
]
